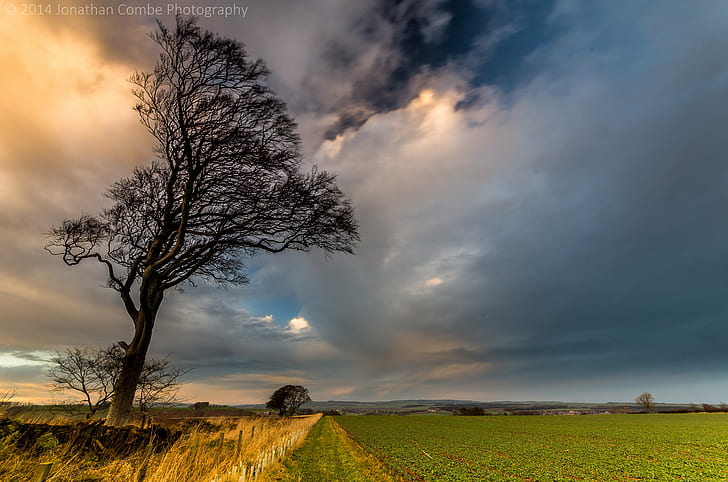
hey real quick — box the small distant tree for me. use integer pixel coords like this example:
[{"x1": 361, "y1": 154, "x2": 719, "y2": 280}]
[
  {"x1": 266, "y1": 385, "x2": 312, "y2": 416},
  {"x1": 48, "y1": 345, "x2": 185, "y2": 418},
  {"x1": 636, "y1": 392, "x2": 655, "y2": 413}
]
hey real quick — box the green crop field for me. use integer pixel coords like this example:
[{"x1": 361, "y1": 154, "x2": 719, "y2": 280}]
[{"x1": 334, "y1": 413, "x2": 728, "y2": 481}]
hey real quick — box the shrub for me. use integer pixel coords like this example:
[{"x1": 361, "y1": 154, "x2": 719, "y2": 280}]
[{"x1": 34, "y1": 432, "x2": 59, "y2": 452}]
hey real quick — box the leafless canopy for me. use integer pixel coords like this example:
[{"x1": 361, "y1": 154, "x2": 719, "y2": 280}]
[
  {"x1": 46, "y1": 16, "x2": 358, "y2": 314},
  {"x1": 46, "y1": 16, "x2": 357, "y2": 427},
  {"x1": 635, "y1": 392, "x2": 655, "y2": 413},
  {"x1": 48, "y1": 345, "x2": 185, "y2": 417},
  {"x1": 135, "y1": 354, "x2": 185, "y2": 412},
  {"x1": 48, "y1": 347, "x2": 119, "y2": 418}
]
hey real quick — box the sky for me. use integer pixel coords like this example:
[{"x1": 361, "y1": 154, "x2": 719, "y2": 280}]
[{"x1": 2, "y1": 0, "x2": 728, "y2": 405}]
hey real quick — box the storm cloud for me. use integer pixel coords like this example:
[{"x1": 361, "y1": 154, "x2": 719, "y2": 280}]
[{"x1": 2, "y1": 1, "x2": 728, "y2": 404}]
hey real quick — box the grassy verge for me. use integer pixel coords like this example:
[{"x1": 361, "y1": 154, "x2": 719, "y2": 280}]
[
  {"x1": 270, "y1": 416, "x2": 404, "y2": 482},
  {"x1": 0, "y1": 414, "x2": 320, "y2": 481}
]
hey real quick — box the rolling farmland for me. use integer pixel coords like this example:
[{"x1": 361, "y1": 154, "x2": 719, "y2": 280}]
[
  {"x1": 334, "y1": 413, "x2": 728, "y2": 481},
  {"x1": 5, "y1": 410, "x2": 728, "y2": 480}
]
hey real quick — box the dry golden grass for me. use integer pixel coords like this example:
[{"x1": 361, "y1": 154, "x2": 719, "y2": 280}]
[
  {"x1": 0, "y1": 414, "x2": 322, "y2": 482},
  {"x1": 147, "y1": 414, "x2": 321, "y2": 482}
]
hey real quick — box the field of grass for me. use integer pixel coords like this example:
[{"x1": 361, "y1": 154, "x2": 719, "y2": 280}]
[
  {"x1": 0, "y1": 412, "x2": 320, "y2": 481},
  {"x1": 270, "y1": 416, "x2": 401, "y2": 481},
  {"x1": 6, "y1": 410, "x2": 728, "y2": 480},
  {"x1": 335, "y1": 413, "x2": 728, "y2": 481}
]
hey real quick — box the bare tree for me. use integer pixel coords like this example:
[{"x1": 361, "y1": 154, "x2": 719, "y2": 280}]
[
  {"x1": 266, "y1": 385, "x2": 312, "y2": 416},
  {"x1": 46, "y1": 16, "x2": 358, "y2": 426},
  {"x1": 48, "y1": 345, "x2": 186, "y2": 419},
  {"x1": 636, "y1": 392, "x2": 655, "y2": 413},
  {"x1": 48, "y1": 347, "x2": 118, "y2": 419}
]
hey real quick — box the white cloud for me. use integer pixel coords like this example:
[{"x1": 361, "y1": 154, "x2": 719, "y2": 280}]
[
  {"x1": 287, "y1": 317, "x2": 311, "y2": 334},
  {"x1": 0, "y1": 351, "x2": 50, "y2": 368},
  {"x1": 425, "y1": 277, "x2": 444, "y2": 288}
]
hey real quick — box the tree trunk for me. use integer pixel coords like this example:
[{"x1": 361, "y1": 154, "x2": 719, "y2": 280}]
[
  {"x1": 105, "y1": 350, "x2": 146, "y2": 426},
  {"x1": 105, "y1": 286, "x2": 162, "y2": 427}
]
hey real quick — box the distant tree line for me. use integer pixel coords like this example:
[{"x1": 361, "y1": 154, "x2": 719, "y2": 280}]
[
  {"x1": 454, "y1": 407, "x2": 488, "y2": 416},
  {"x1": 690, "y1": 403, "x2": 728, "y2": 413}
]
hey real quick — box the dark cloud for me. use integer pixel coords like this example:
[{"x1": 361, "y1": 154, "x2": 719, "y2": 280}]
[
  {"x1": 249, "y1": 1, "x2": 728, "y2": 402},
  {"x1": 3, "y1": 1, "x2": 728, "y2": 404}
]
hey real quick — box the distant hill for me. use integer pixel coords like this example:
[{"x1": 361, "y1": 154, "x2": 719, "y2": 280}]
[{"x1": 234, "y1": 399, "x2": 693, "y2": 415}]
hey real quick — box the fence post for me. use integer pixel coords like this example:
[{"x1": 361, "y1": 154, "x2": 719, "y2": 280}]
[
  {"x1": 236, "y1": 429, "x2": 243, "y2": 458},
  {"x1": 217, "y1": 431, "x2": 225, "y2": 462},
  {"x1": 32, "y1": 463, "x2": 52, "y2": 482}
]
